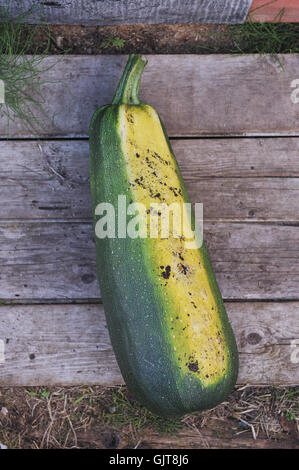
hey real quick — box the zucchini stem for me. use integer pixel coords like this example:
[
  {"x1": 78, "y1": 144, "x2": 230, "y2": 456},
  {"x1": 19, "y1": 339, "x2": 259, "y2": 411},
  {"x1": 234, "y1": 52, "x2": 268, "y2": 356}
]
[{"x1": 112, "y1": 54, "x2": 147, "y2": 106}]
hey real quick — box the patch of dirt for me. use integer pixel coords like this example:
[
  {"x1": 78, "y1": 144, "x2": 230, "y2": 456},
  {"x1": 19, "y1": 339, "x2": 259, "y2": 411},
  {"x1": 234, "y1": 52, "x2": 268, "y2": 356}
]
[
  {"x1": 0, "y1": 385, "x2": 298, "y2": 449},
  {"x1": 22, "y1": 23, "x2": 234, "y2": 55}
]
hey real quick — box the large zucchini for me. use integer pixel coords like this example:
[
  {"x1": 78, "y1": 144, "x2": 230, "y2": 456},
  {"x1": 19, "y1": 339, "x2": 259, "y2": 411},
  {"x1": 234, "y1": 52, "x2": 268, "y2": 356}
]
[{"x1": 89, "y1": 55, "x2": 238, "y2": 417}]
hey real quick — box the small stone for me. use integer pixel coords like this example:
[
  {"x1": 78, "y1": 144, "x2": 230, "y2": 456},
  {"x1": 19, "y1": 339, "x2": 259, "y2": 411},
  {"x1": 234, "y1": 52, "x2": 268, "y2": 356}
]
[
  {"x1": 109, "y1": 405, "x2": 116, "y2": 414},
  {"x1": 0, "y1": 407, "x2": 8, "y2": 416},
  {"x1": 56, "y1": 36, "x2": 64, "y2": 48}
]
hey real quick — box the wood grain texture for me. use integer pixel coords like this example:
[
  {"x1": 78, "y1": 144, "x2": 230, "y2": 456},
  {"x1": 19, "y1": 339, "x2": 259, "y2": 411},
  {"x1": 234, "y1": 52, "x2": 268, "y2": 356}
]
[
  {"x1": 77, "y1": 423, "x2": 299, "y2": 448},
  {"x1": 250, "y1": 0, "x2": 299, "y2": 23},
  {"x1": 1, "y1": 53, "x2": 298, "y2": 388},
  {"x1": 0, "y1": 302, "x2": 298, "y2": 386},
  {"x1": 0, "y1": 221, "x2": 298, "y2": 301},
  {"x1": 1, "y1": 54, "x2": 298, "y2": 138},
  {"x1": 7, "y1": 0, "x2": 252, "y2": 25},
  {"x1": 139, "y1": 428, "x2": 299, "y2": 449},
  {"x1": 1, "y1": 139, "x2": 299, "y2": 221}
]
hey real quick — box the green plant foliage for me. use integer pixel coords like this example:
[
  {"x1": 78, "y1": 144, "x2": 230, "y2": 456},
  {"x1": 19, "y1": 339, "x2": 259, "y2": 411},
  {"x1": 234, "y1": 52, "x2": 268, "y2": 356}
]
[{"x1": 0, "y1": 5, "x2": 58, "y2": 133}]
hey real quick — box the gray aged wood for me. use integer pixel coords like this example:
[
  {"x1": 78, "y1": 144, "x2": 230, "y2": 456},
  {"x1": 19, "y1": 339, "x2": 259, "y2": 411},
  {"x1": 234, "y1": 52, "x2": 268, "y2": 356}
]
[
  {"x1": 0, "y1": 302, "x2": 297, "y2": 385},
  {"x1": 1, "y1": 222, "x2": 298, "y2": 301},
  {"x1": 7, "y1": 0, "x2": 252, "y2": 25},
  {"x1": 1, "y1": 139, "x2": 299, "y2": 221},
  {"x1": 1, "y1": 54, "x2": 298, "y2": 137}
]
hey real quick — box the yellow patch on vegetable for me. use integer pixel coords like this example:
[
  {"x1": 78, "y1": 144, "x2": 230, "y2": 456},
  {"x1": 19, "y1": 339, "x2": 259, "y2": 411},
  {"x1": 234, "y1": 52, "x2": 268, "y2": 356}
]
[{"x1": 118, "y1": 104, "x2": 228, "y2": 385}]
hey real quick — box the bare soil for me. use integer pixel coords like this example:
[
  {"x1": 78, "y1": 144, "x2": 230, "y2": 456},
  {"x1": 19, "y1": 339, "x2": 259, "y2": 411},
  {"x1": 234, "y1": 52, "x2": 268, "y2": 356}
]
[
  {"x1": 0, "y1": 385, "x2": 298, "y2": 449},
  {"x1": 10, "y1": 22, "x2": 299, "y2": 55},
  {"x1": 23, "y1": 24, "x2": 235, "y2": 55}
]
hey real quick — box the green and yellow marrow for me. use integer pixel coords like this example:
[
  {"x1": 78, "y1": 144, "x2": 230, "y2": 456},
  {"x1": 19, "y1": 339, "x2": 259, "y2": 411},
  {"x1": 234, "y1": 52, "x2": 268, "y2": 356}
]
[{"x1": 89, "y1": 54, "x2": 238, "y2": 416}]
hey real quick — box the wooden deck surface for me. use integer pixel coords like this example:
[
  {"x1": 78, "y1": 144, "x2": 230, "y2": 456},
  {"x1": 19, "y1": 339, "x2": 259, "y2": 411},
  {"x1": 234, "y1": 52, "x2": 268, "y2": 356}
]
[{"x1": 0, "y1": 54, "x2": 298, "y2": 386}]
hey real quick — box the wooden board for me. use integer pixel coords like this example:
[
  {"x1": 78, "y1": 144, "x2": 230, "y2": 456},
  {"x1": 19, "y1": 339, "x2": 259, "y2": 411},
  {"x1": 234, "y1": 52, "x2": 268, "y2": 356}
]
[
  {"x1": 1, "y1": 55, "x2": 299, "y2": 138},
  {"x1": 9, "y1": 0, "x2": 299, "y2": 25},
  {"x1": 1, "y1": 139, "x2": 299, "y2": 222},
  {"x1": 1, "y1": 221, "x2": 298, "y2": 301},
  {"x1": 250, "y1": 0, "x2": 299, "y2": 22},
  {"x1": 4, "y1": 137, "x2": 299, "y2": 183},
  {"x1": 2, "y1": 174, "x2": 298, "y2": 221},
  {"x1": 138, "y1": 428, "x2": 299, "y2": 449},
  {"x1": 7, "y1": 0, "x2": 252, "y2": 25},
  {"x1": 0, "y1": 302, "x2": 298, "y2": 386}
]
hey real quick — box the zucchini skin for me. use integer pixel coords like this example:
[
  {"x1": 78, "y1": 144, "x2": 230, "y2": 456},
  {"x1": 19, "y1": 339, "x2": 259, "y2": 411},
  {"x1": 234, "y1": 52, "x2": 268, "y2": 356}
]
[{"x1": 89, "y1": 56, "x2": 238, "y2": 417}]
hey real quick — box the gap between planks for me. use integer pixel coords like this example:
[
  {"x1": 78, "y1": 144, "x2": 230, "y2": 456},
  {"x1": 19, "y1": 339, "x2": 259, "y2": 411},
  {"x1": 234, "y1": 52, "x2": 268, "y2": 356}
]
[{"x1": 2, "y1": 134, "x2": 299, "y2": 141}]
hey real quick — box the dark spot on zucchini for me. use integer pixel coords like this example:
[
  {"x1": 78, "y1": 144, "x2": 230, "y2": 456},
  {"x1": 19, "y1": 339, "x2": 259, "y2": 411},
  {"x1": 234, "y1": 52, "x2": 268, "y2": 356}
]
[
  {"x1": 188, "y1": 361, "x2": 198, "y2": 372},
  {"x1": 169, "y1": 186, "x2": 178, "y2": 197},
  {"x1": 178, "y1": 263, "x2": 188, "y2": 275},
  {"x1": 161, "y1": 265, "x2": 171, "y2": 279}
]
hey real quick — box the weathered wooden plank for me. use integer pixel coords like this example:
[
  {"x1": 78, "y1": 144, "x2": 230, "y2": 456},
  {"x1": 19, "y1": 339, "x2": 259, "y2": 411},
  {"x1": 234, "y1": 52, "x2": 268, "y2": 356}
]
[
  {"x1": 171, "y1": 137, "x2": 299, "y2": 178},
  {"x1": 15, "y1": 0, "x2": 297, "y2": 27},
  {"x1": 1, "y1": 139, "x2": 299, "y2": 221},
  {"x1": 250, "y1": 0, "x2": 299, "y2": 23},
  {"x1": 188, "y1": 178, "x2": 299, "y2": 221},
  {"x1": 139, "y1": 429, "x2": 299, "y2": 449},
  {"x1": 0, "y1": 302, "x2": 298, "y2": 385},
  {"x1": 7, "y1": 0, "x2": 252, "y2": 25},
  {"x1": 0, "y1": 222, "x2": 298, "y2": 301},
  {"x1": 1, "y1": 54, "x2": 298, "y2": 138}
]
